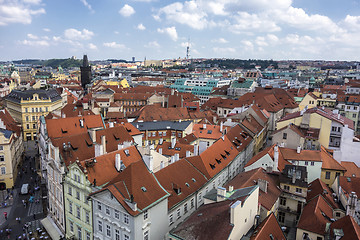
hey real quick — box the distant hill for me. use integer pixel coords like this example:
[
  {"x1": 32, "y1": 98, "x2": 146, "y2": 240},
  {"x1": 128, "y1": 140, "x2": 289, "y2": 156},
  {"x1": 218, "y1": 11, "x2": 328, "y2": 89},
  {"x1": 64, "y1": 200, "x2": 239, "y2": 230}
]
[
  {"x1": 12, "y1": 58, "x2": 82, "y2": 68},
  {"x1": 43, "y1": 58, "x2": 82, "y2": 68},
  {"x1": 202, "y1": 59, "x2": 278, "y2": 69}
]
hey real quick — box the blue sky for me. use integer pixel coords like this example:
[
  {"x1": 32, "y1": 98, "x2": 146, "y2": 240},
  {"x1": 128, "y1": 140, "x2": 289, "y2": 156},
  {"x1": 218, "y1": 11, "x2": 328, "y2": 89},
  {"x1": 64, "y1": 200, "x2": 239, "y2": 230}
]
[{"x1": 1, "y1": 0, "x2": 360, "y2": 61}]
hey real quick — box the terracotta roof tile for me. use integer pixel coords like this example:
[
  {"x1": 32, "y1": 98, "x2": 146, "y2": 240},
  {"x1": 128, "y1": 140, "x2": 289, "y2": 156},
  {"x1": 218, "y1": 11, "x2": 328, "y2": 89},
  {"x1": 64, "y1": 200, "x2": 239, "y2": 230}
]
[
  {"x1": 338, "y1": 176, "x2": 360, "y2": 197},
  {"x1": 330, "y1": 215, "x2": 360, "y2": 240},
  {"x1": 307, "y1": 179, "x2": 340, "y2": 210},
  {"x1": 341, "y1": 161, "x2": 360, "y2": 177},
  {"x1": 192, "y1": 124, "x2": 223, "y2": 140},
  {"x1": 250, "y1": 212, "x2": 286, "y2": 240}
]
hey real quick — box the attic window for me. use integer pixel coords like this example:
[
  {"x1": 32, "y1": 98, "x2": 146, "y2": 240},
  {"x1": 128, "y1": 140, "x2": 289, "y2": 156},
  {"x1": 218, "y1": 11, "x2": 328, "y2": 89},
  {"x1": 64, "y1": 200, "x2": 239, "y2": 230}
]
[
  {"x1": 215, "y1": 158, "x2": 221, "y2": 164},
  {"x1": 209, "y1": 163, "x2": 216, "y2": 169},
  {"x1": 220, "y1": 153, "x2": 227, "y2": 160},
  {"x1": 113, "y1": 134, "x2": 120, "y2": 140},
  {"x1": 141, "y1": 187, "x2": 147, "y2": 192},
  {"x1": 185, "y1": 183, "x2": 190, "y2": 187},
  {"x1": 192, "y1": 178, "x2": 196, "y2": 182},
  {"x1": 124, "y1": 149, "x2": 130, "y2": 156},
  {"x1": 175, "y1": 147, "x2": 181, "y2": 151},
  {"x1": 61, "y1": 128, "x2": 67, "y2": 133},
  {"x1": 225, "y1": 150, "x2": 230, "y2": 156},
  {"x1": 207, "y1": 130, "x2": 212, "y2": 134}
]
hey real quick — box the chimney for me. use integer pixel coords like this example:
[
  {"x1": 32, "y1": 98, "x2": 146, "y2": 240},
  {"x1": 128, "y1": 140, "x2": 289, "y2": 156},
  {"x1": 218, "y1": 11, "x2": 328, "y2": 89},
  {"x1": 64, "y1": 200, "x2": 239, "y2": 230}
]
[
  {"x1": 109, "y1": 122, "x2": 114, "y2": 128},
  {"x1": 213, "y1": 116, "x2": 217, "y2": 124},
  {"x1": 220, "y1": 122, "x2": 223, "y2": 133},
  {"x1": 258, "y1": 179, "x2": 268, "y2": 193},
  {"x1": 228, "y1": 186, "x2": 234, "y2": 192},
  {"x1": 347, "y1": 192, "x2": 358, "y2": 218},
  {"x1": 171, "y1": 136, "x2": 176, "y2": 149},
  {"x1": 186, "y1": 150, "x2": 190, "y2": 157},
  {"x1": 292, "y1": 167, "x2": 297, "y2": 184},
  {"x1": 89, "y1": 129, "x2": 96, "y2": 143},
  {"x1": 217, "y1": 186, "x2": 227, "y2": 202},
  {"x1": 203, "y1": 124, "x2": 206, "y2": 129},
  {"x1": 337, "y1": 114, "x2": 341, "y2": 120},
  {"x1": 273, "y1": 145, "x2": 279, "y2": 171},
  {"x1": 158, "y1": 148, "x2": 162, "y2": 155},
  {"x1": 297, "y1": 146, "x2": 301, "y2": 154},
  {"x1": 115, "y1": 153, "x2": 124, "y2": 172},
  {"x1": 230, "y1": 201, "x2": 242, "y2": 225},
  {"x1": 101, "y1": 135, "x2": 106, "y2": 154},
  {"x1": 174, "y1": 153, "x2": 179, "y2": 161},
  {"x1": 194, "y1": 143, "x2": 198, "y2": 156},
  {"x1": 143, "y1": 152, "x2": 154, "y2": 172},
  {"x1": 160, "y1": 161, "x2": 164, "y2": 169},
  {"x1": 79, "y1": 119, "x2": 84, "y2": 127},
  {"x1": 118, "y1": 143, "x2": 124, "y2": 150}
]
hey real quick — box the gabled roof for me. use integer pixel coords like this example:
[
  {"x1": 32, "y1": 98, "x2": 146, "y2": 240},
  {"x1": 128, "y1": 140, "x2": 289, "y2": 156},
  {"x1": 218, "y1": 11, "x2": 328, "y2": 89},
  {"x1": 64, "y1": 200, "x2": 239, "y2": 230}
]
[
  {"x1": 186, "y1": 136, "x2": 239, "y2": 179},
  {"x1": 330, "y1": 215, "x2": 360, "y2": 240},
  {"x1": 131, "y1": 105, "x2": 191, "y2": 122},
  {"x1": 307, "y1": 179, "x2": 340, "y2": 210},
  {"x1": 46, "y1": 115, "x2": 104, "y2": 139},
  {"x1": 225, "y1": 168, "x2": 281, "y2": 211},
  {"x1": 338, "y1": 176, "x2": 360, "y2": 198},
  {"x1": 249, "y1": 212, "x2": 286, "y2": 240},
  {"x1": 95, "y1": 161, "x2": 169, "y2": 216},
  {"x1": 225, "y1": 124, "x2": 253, "y2": 153},
  {"x1": 155, "y1": 141, "x2": 193, "y2": 158},
  {"x1": 79, "y1": 146, "x2": 142, "y2": 187},
  {"x1": 61, "y1": 102, "x2": 94, "y2": 118},
  {"x1": 178, "y1": 133, "x2": 198, "y2": 144},
  {"x1": 341, "y1": 161, "x2": 360, "y2": 177},
  {"x1": 170, "y1": 200, "x2": 234, "y2": 240},
  {"x1": 192, "y1": 124, "x2": 222, "y2": 140},
  {"x1": 131, "y1": 120, "x2": 192, "y2": 131},
  {"x1": 297, "y1": 195, "x2": 334, "y2": 236},
  {"x1": 0, "y1": 109, "x2": 21, "y2": 136},
  {"x1": 93, "y1": 126, "x2": 134, "y2": 153},
  {"x1": 154, "y1": 159, "x2": 208, "y2": 209}
]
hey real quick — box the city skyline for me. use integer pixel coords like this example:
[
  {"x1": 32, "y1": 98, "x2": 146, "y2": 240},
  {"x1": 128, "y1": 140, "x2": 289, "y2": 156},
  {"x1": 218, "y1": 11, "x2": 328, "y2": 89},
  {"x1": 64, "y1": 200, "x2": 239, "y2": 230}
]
[{"x1": 1, "y1": 0, "x2": 360, "y2": 61}]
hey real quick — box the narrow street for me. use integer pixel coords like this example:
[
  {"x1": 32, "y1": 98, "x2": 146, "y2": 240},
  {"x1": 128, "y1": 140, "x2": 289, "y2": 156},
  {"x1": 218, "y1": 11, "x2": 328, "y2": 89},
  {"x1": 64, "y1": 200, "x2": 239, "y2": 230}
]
[{"x1": 0, "y1": 141, "x2": 48, "y2": 239}]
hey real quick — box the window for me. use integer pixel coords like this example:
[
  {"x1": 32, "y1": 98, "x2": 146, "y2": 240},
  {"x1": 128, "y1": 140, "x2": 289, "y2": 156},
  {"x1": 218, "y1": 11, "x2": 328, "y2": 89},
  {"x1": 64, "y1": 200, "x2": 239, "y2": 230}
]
[
  {"x1": 335, "y1": 172, "x2": 340, "y2": 179},
  {"x1": 191, "y1": 198, "x2": 194, "y2": 209},
  {"x1": 25, "y1": 108, "x2": 28, "y2": 113},
  {"x1": 106, "y1": 206, "x2": 110, "y2": 215},
  {"x1": 69, "y1": 201, "x2": 73, "y2": 214},
  {"x1": 76, "y1": 191, "x2": 80, "y2": 200},
  {"x1": 169, "y1": 214, "x2": 173, "y2": 225},
  {"x1": 76, "y1": 206, "x2": 81, "y2": 219},
  {"x1": 283, "y1": 185, "x2": 290, "y2": 191},
  {"x1": 0, "y1": 155, "x2": 4, "y2": 162},
  {"x1": 296, "y1": 188, "x2": 302, "y2": 193},
  {"x1": 68, "y1": 186, "x2": 72, "y2": 196},
  {"x1": 305, "y1": 161, "x2": 308, "y2": 165},
  {"x1": 143, "y1": 210, "x2": 148, "y2": 220},
  {"x1": 317, "y1": 237, "x2": 322, "y2": 240},
  {"x1": 97, "y1": 202, "x2": 102, "y2": 211},
  {"x1": 152, "y1": 132, "x2": 156, "y2": 137},
  {"x1": 84, "y1": 210, "x2": 89, "y2": 223},
  {"x1": 0, "y1": 146, "x2": 3, "y2": 151},
  {"x1": 115, "y1": 229, "x2": 120, "y2": 240},
  {"x1": 70, "y1": 221, "x2": 74, "y2": 232},
  {"x1": 106, "y1": 225, "x2": 111, "y2": 237},
  {"x1": 144, "y1": 230, "x2": 149, "y2": 240},
  {"x1": 283, "y1": 133, "x2": 287, "y2": 139},
  {"x1": 26, "y1": 124, "x2": 29, "y2": 129},
  {"x1": 86, "y1": 231, "x2": 90, "y2": 240},
  {"x1": 32, "y1": 116, "x2": 36, "y2": 121},
  {"x1": 124, "y1": 213, "x2": 129, "y2": 224},
  {"x1": 325, "y1": 171, "x2": 331, "y2": 179},
  {"x1": 77, "y1": 226, "x2": 82, "y2": 240},
  {"x1": 124, "y1": 234, "x2": 130, "y2": 240},
  {"x1": 198, "y1": 192, "x2": 202, "y2": 203},
  {"x1": 184, "y1": 203, "x2": 188, "y2": 214},
  {"x1": 115, "y1": 210, "x2": 120, "y2": 219},
  {"x1": 98, "y1": 220, "x2": 103, "y2": 232},
  {"x1": 353, "y1": 113, "x2": 357, "y2": 118},
  {"x1": 33, "y1": 124, "x2": 36, "y2": 129},
  {"x1": 163, "y1": 131, "x2": 166, "y2": 136},
  {"x1": 177, "y1": 208, "x2": 181, "y2": 219},
  {"x1": 1, "y1": 167, "x2": 5, "y2": 175},
  {"x1": 280, "y1": 197, "x2": 286, "y2": 206},
  {"x1": 311, "y1": 161, "x2": 314, "y2": 166},
  {"x1": 278, "y1": 212, "x2": 285, "y2": 223}
]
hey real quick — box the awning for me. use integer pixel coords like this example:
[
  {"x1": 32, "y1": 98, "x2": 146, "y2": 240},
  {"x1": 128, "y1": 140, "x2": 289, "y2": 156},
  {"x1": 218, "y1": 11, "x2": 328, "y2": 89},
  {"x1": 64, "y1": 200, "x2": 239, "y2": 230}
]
[{"x1": 40, "y1": 216, "x2": 63, "y2": 240}]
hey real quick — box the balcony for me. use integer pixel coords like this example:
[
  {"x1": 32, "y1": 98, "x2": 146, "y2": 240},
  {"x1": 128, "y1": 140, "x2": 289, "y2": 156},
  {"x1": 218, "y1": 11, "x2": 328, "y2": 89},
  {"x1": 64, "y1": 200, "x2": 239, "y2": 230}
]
[{"x1": 330, "y1": 131, "x2": 342, "y2": 137}]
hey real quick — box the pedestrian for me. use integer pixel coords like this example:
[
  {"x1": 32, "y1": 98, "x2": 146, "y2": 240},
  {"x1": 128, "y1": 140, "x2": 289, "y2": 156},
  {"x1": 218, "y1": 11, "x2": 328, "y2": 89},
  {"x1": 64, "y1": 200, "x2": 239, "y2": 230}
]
[
  {"x1": 4, "y1": 211, "x2": 7, "y2": 220},
  {"x1": 33, "y1": 213, "x2": 36, "y2": 220},
  {"x1": 17, "y1": 217, "x2": 21, "y2": 223}
]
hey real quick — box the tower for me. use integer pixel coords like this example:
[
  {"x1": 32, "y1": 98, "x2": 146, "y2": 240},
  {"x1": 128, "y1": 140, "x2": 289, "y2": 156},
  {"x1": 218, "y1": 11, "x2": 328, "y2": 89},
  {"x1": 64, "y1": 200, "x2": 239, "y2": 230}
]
[
  {"x1": 80, "y1": 55, "x2": 91, "y2": 90},
  {"x1": 186, "y1": 38, "x2": 190, "y2": 59}
]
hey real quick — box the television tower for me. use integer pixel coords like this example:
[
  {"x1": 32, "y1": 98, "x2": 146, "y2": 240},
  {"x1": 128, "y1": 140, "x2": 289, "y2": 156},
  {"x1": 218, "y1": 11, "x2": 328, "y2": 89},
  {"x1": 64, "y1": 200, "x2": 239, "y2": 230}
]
[{"x1": 186, "y1": 38, "x2": 190, "y2": 59}]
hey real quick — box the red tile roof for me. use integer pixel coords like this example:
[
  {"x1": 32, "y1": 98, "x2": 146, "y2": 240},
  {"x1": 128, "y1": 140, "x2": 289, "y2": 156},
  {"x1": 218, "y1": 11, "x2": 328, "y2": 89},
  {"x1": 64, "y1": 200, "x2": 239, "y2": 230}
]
[
  {"x1": 250, "y1": 212, "x2": 286, "y2": 240},
  {"x1": 338, "y1": 176, "x2": 360, "y2": 198},
  {"x1": 330, "y1": 215, "x2": 360, "y2": 240},
  {"x1": 154, "y1": 159, "x2": 208, "y2": 209},
  {"x1": 225, "y1": 168, "x2": 281, "y2": 211},
  {"x1": 307, "y1": 179, "x2": 340, "y2": 210},
  {"x1": 94, "y1": 161, "x2": 169, "y2": 216},
  {"x1": 341, "y1": 161, "x2": 360, "y2": 177},
  {"x1": 155, "y1": 141, "x2": 194, "y2": 158},
  {"x1": 192, "y1": 124, "x2": 223, "y2": 140}
]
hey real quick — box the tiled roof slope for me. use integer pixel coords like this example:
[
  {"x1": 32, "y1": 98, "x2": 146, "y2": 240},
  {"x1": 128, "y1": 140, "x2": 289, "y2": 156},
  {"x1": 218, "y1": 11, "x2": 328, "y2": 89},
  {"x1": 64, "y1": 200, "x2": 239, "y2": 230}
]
[
  {"x1": 249, "y1": 212, "x2": 286, "y2": 240},
  {"x1": 307, "y1": 179, "x2": 340, "y2": 210},
  {"x1": 97, "y1": 161, "x2": 169, "y2": 216},
  {"x1": 0, "y1": 109, "x2": 21, "y2": 136},
  {"x1": 79, "y1": 146, "x2": 142, "y2": 187},
  {"x1": 154, "y1": 159, "x2": 208, "y2": 209},
  {"x1": 61, "y1": 102, "x2": 94, "y2": 117},
  {"x1": 170, "y1": 200, "x2": 234, "y2": 240},
  {"x1": 155, "y1": 141, "x2": 194, "y2": 158},
  {"x1": 46, "y1": 115, "x2": 104, "y2": 139},
  {"x1": 297, "y1": 195, "x2": 334, "y2": 236},
  {"x1": 330, "y1": 215, "x2": 360, "y2": 240},
  {"x1": 338, "y1": 176, "x2": 360, "y2": 198},
  {"x1": 225, "y1": 168, "x2": 281, "y2": 211},
  {"x1": 341, "y1": 161, "x2": 360, "y2": 177},
  {"x1": 192, "y1": 124, "x2": 222, "y2": 140}
]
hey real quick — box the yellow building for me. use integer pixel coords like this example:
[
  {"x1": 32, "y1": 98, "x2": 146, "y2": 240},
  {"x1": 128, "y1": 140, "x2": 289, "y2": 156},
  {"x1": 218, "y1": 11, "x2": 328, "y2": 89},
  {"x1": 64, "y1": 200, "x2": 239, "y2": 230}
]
[
  {"x1": 299, "y1": 92, "x2": 336, "y2": 111},
  {"x1": 105, "y1": 78, "x2": 130, "y2": 88},
  {"x1": 5, "y1": 89, "x2": 63, "y2": 141},
  {"x1": 276, "y1": 107, "x2": 354, "y2": 150}
]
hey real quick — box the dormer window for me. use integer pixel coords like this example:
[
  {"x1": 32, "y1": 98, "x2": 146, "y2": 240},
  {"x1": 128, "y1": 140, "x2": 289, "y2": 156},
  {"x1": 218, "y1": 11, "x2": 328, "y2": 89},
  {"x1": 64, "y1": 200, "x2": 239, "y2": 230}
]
[
  {"x1": 209, "y1": 163, "x2": 215, "y2": 169},
  {"x1": 124, "y1": 149, "x2": 130, "y2": 156},
  {"x1": 141, "y1": 187, "x2": 147, "y2": 192}
]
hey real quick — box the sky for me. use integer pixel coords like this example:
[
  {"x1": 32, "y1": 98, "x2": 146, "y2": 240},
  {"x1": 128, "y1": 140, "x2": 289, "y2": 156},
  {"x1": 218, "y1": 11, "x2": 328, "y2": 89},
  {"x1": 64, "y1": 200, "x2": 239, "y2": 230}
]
[{"x1": 1, "y1": 0, "x2": 360, "y2": 61}]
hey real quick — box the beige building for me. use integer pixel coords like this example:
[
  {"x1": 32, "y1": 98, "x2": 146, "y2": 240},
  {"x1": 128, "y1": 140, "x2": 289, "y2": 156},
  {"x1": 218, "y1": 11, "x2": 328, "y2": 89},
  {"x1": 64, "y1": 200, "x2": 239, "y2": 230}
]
[{"x1": 5, "y1": 89, "x2": 63, "y2": 141}]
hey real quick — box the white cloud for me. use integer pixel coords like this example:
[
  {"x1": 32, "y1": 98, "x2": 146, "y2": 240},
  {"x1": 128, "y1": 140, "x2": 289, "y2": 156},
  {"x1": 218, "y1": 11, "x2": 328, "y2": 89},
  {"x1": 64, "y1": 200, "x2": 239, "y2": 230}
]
[
  {"x1": 88, "y1": 43, "x2": 97, "y2": 50},
  {"x1": 43, "y1": 28, "x2": 50, "y2": 32},
  {"x1": 27, "y1": 33, "x2": 38, "y2": 39},
  {"x1": 341, "y1": 15, "x2": 360, "y2": 32},
  {"x1": 80, "y1": 0, "x2": 94, "y2": 13},
  {"x1": 212, "y1": 47, "x2": 236, "y2": 53},
  {"x1": 0, "y1": 0, "x2": 45, "y2": 26},
  {"x1": 156, "y1": 1, "x2": 209, "y2": 30},
  {"x1": 20, "y1": 39, "x2": 49, "y2": 47},
  {"x1": 119, "y1": 4, "x2": 135, "y2": 17},
  {"x1": 145, "y1": 41, "x2": 160, "y2": 48},
  {"x1": 137, "y1": 23, "x2": 146, "y2": 30},
  {"x1": 103, "y1": 42, "x2": 127, "y2": 49},
  {"x1": 157, "y1": 26, "x2": 178, "y2": 41},
  {"x1": 211, "y1": 38, "x2": 228, "y2": 43},
  {"x1": 64, "y1": 28, "x2": 94, "y2": 40},
  {"x1": 230, "y1": 12, "x2": 281, "y2": 33}
]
